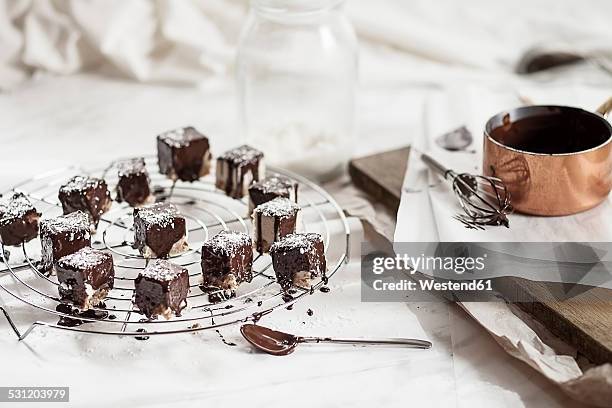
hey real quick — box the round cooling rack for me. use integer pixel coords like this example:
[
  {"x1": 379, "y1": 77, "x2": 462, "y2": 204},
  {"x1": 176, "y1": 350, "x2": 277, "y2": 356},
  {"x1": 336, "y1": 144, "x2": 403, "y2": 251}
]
[{"x1": 0, "y1": 156, "x2": 350, "y2": 340}]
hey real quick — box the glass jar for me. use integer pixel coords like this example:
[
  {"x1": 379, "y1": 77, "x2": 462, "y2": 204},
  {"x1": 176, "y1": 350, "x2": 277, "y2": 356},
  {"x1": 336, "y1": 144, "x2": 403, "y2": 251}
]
[{"x1": 237, "y1": 0, "x2": 358, "y2": 181}]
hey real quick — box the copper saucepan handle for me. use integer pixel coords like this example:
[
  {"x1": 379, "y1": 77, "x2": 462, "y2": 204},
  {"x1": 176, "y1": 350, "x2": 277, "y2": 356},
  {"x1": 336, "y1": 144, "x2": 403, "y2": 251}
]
[{"x1": 596, "y1": 97, "x2": 612, "y2": 118}]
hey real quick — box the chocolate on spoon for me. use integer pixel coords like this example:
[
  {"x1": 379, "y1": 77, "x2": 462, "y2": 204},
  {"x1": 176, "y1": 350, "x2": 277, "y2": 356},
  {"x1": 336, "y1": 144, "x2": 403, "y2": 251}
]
[{"x1": 240, "y1": 324, "x2": 432, "y2": 356}]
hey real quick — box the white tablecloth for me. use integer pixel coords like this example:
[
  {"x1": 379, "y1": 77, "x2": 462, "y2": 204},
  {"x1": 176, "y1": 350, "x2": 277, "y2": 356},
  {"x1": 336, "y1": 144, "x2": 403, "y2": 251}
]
[
  {"x1": 0, "y1": 73, "x2": 592, "y2": 408},
  {"x1": 2, "y1": 0, "x2": 612, "y2": 406}
]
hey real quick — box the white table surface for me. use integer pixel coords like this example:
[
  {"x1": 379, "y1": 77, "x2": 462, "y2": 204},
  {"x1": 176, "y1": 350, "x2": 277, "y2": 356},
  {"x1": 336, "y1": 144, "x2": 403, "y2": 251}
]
[{"x1": 0, "y1": 74, "x2": 586, "y2": 408}]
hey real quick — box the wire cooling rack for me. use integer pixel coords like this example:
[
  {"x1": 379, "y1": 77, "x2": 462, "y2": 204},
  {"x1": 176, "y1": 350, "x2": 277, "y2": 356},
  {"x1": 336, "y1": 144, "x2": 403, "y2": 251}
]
[{"x1": 0, "y1": 156, "x2": 350, "y2": 340}]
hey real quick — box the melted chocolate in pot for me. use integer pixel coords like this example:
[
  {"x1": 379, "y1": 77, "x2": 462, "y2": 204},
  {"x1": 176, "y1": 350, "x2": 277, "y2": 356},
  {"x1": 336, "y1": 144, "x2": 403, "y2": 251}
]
[{"x1": 490, "y1": 108, "x2": 610, "y2": 154}]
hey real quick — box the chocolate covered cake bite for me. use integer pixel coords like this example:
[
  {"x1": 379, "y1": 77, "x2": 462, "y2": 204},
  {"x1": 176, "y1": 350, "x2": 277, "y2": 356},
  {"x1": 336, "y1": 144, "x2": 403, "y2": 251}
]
[
  {"x1": 248, "y1": 176, "x2": 298, "y2": 215},
  {"x1": 56, "y1": 247, "x2": 115, "y2": 310},
  {"x1": 134, "y1": 259, "x2": 189, "y2": 319},
  {"x1": 216, "y1": 145, "x2": 264, "y2": 199},
  {"x1": 58, "y1": 176, "x2": 112, "y2": 228},
  {"x1": 133, "y1": 202, "x2": 188, "y2": 258},
  {"x1": 157, "y1": 127, "x2": 212, "y2": 182},
  {"x1": 0, "y1": 192, "x2": 40, "y2": 246},
  {"x1": 201, "y1": 230, "x2": 253, "y2": 291},
  {"x1": 40, "y1": 211, "x2": 91, "y2": 271},
  {"x1": 116, "y1": 158, "x2": 154, "y2": 207},
  {"x1": 252, "y1": 197, "x2": 300, "y2": 253},
  {"x1": 271, "y1": 233, "x2": 326, "y2": 291}
]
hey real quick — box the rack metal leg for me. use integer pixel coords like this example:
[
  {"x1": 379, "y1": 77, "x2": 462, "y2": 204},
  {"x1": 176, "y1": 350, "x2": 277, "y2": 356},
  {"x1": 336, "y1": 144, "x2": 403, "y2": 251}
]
[{"x1": 0, "y1": 306, "x2": 44, "y2": 341}]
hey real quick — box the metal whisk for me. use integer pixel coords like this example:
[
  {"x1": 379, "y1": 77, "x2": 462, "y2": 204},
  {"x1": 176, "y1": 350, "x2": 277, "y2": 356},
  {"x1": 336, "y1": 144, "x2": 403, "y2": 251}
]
[{"x1": 421, "y1": 153, "x2": 512, "y2": 229}]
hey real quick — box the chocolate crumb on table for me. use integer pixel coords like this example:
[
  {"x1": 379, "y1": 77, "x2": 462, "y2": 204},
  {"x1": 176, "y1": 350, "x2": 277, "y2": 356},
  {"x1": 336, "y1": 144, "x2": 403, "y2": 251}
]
[
  {"x1": 134, "y1": 259, "x2": 189, "y2": 319},
  {"x1": 216, "y1": 145, "x2": 264, "y2": 199},
  {"x1": 252, "y1": 197, "x2": 300, "y2": 253},
  {"x1": 157, "y1": 127, "x2": 212, "y2": 182},
  {"x1": 0, "y1": 192, "x2": 41, "y2": 246},
  {"x1": 58, "y1": 176, "x2": 112, "y2": 229}
]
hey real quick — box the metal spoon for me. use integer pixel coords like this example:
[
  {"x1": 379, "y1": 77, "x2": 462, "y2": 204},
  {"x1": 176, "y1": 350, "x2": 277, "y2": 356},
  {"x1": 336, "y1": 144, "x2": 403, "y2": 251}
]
[{"x1": 240, "y1": 324, "x2": 432, "y2": 356}]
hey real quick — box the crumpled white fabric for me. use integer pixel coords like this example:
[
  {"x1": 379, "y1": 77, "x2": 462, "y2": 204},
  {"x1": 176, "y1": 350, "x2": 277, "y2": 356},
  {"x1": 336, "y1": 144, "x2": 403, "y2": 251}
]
[
  {"x1": 0, "y1": 0, "x2": 246, "y2": 88},
  {"x1": 2, "y1": 0, "x2": 612, "y2": 90}
]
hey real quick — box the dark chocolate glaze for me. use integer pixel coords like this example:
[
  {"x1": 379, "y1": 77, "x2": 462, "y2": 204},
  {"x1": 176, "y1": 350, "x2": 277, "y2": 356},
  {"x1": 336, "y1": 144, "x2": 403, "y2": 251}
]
[
  {"x1": 248, "y1": 176, "x2": 298, "y2": 209},
  {"x1": 208, "y1": 289, "x2": 236, "y2": 304},
  {"x1": 56, "y1": 303, "x2": 109, "y2": 327},
  {"x1": 58, "y1": 176, "x2": 112, "y2": 227},
  {"x1": 488, "y1": 107, "x2": 611, "y2": 154},
  {"x1": 254, "y1": 210, "x2": 298, "y2": 254},
  {"x1": 216, "y1": 145, "x2": 263, "y2": 199},
  {"x1": 240, "y1": 324, "x2": 299, "y2": 356},
  {"x1": 270, "y1": 233, "x2": 326, "y2": 292},
  {"x1": 56, "y1": 247, "x2": 115, "y2": 308},
  {"x1": 0, "y1": 192, "x2": 40, "y2": 246},
  {"x1": 134, "y1": 260, "x2": 189, "y2": 319},
  {"x1": 216, "y1": 329, "x2": 237, "y2": 346},
  {"x1": 135, "y1": 328, "x2": 150, "y2": 341},
  {"x1": 133, "y1": 203, "x2": 186, "y2": 258},
  {"x1": 200, "y1": 230, "x2": 253, "y2": 289},
  {"x1": 157, "y1": 127, "x2": 211, "y2": 182},
  {"x1": 116, "y1": 158, "x2": 152, "y2": 207},
  {"x1": 40, "y1": 212, "x2": 91, "y2": 272}
]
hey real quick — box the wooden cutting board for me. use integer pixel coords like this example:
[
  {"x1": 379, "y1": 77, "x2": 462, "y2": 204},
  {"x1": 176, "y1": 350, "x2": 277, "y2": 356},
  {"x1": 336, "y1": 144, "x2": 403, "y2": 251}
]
[{"x1": 349, "y1": 147, "x2": 612, "y2": 365}]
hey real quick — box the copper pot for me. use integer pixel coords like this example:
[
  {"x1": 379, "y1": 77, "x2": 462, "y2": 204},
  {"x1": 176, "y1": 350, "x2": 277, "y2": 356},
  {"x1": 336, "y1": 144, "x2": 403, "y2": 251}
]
[{"x1": 483, "y1": 98, "x2": 612, "y2": 216}]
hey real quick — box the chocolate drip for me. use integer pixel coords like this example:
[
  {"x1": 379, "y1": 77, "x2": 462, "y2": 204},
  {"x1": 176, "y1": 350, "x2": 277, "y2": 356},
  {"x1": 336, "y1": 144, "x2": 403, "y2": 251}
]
[
  {"x1": 216, "y1": 329, "x2": 237, "y2": 346},
  {"x1": 135, "y1": 328, "x2": 150, "y2": 341},
  {"x1": 56, "y1": 303, "x2": 109, "y2": 327}
]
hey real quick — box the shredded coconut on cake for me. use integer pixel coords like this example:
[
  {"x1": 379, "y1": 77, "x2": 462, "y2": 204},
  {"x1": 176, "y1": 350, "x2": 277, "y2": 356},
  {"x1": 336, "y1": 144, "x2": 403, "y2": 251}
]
[
  {"x1": 142, "y1": 259, "x2": 186, "y2": 281},
  {"x1": 158, "y1": 127, "x2": 205, "y2": 148},
  {"x1": 253, "y1": 197, "x2": 300, "y2": 218},
  {"x1": 0, "y1": 192, "x2": 37, "y2": 225},
  {"x1": 270, "y1": 233, "x2": 322, "y2": 254},
  {"x1": 59, "y1": 176, "x2": 105, "y2": 193},
  {"x1": 250, "y1": 176, "x2": 295, "y2": 195},
  {"x1": 218, "y1": 145, "x2": 263, "y2": 165},
  {"x1": 117, "y1": 158, "x2": 148, "y2": 177},
  {"x1": 57, "y1": 247, "x2": 111, "y2": 269},
  {"x1": 40, "y1": 211, "x2": 91, "y2": 235},
  {"x1": 203, "y1": 230, "x2": 251, "y2": 256},
  {"x1": 135, "y1": 202, "x2": 181, "y2": 228}
]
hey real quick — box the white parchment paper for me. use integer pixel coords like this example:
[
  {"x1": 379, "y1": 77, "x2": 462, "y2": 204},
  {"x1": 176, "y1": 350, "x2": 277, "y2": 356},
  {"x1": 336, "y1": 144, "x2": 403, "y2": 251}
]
[{"x1": 395, "y1": 85, "x2": 612, "y2": 407}]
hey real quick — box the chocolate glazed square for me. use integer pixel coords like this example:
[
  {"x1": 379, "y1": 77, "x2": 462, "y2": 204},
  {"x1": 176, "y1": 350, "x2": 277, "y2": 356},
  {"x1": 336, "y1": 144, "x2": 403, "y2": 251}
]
[
  {"x1": 134, "y1": 260, "x2": 189, "y2": 319},
  {"x1": 157, "y1": 127, "x2": 211, "y2": 182},
  {"x1": 58, "y1": 177, "x2": 112, "y2": 227}
]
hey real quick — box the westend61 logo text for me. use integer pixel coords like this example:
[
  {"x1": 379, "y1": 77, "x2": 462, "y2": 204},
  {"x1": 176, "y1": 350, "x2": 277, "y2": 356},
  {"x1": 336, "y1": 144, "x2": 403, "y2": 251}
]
[
  {"x1": 372, "y1": 253, "x2": 487, "y2": 275},
  {"x1": 362, "y1": 242, "x2": 612, "y2": 302}
]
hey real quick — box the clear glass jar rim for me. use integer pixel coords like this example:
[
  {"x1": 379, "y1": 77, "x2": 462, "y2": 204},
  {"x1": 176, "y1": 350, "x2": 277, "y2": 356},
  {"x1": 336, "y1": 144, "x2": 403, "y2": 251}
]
[{"x1": 251, "y1": 0, "x2": 345, "y2": 14}]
